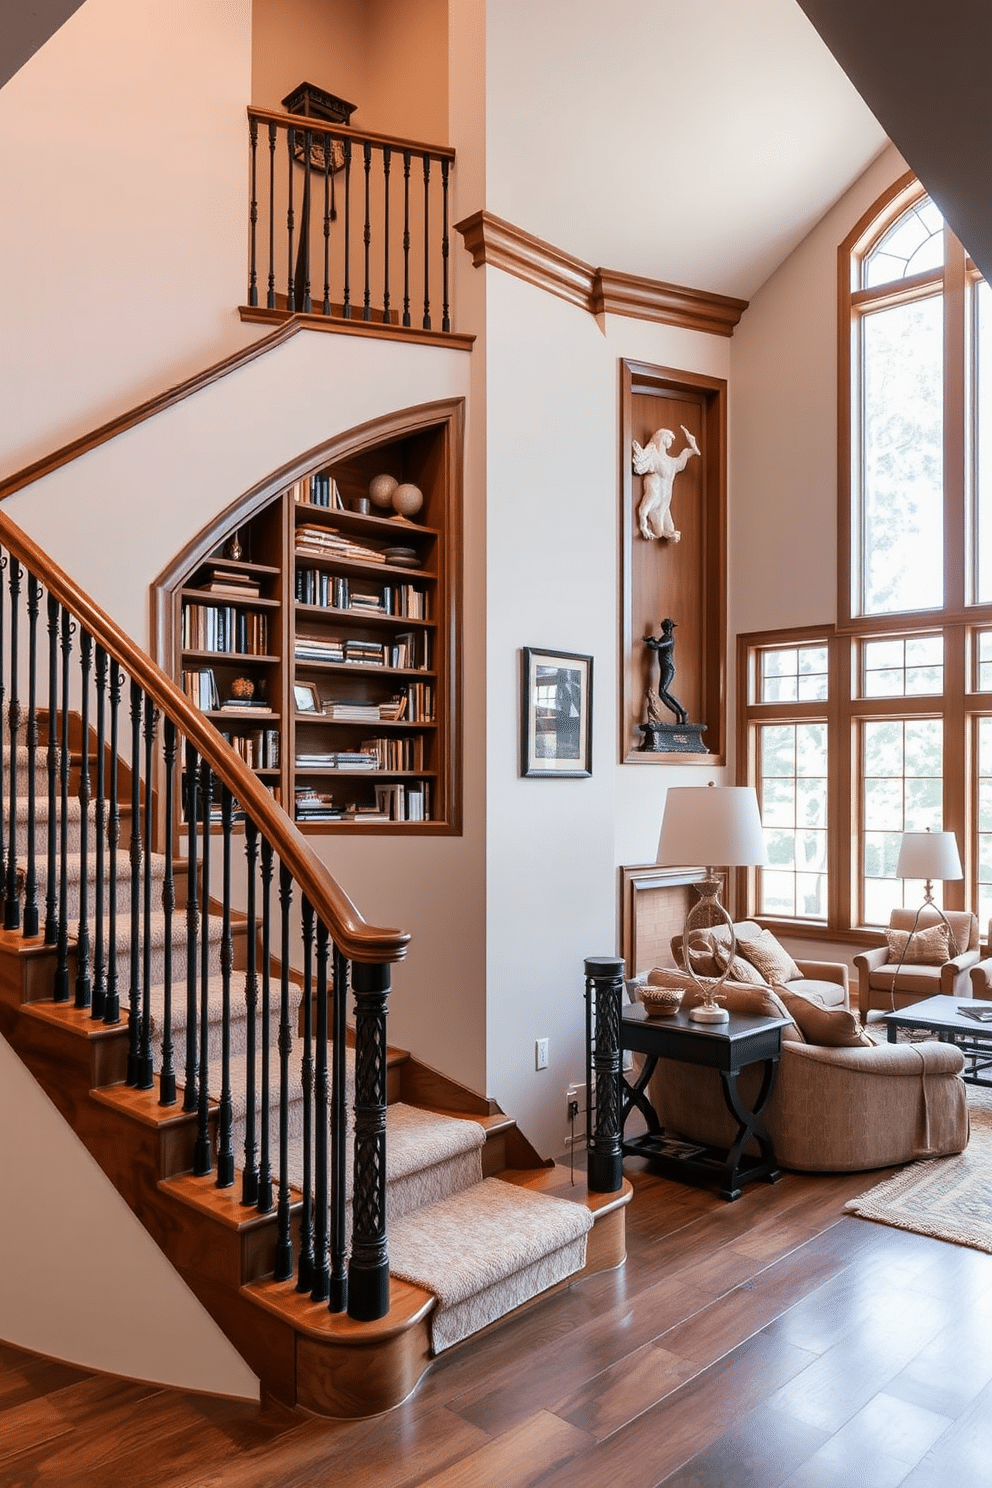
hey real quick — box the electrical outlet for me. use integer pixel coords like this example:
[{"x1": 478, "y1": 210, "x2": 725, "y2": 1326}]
[{"x1": 535, "y1": 1038, "x2": 549, "y2": 1070}]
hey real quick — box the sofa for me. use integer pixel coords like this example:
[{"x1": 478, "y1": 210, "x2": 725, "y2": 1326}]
[
  {"x1": 637, "y1": 969, "x2": 969, "y2": 1173},
  {"x1": 853, "y1": 907, "x2": 981, "y2": 1024},
  {"x1": 671, "y1": 919, "x2": 850, "y2": 1010}
]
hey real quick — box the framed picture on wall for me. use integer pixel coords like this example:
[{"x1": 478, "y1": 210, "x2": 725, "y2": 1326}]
[{"x1": 520, "y1": 647, "x2": 593, "y2": 777}]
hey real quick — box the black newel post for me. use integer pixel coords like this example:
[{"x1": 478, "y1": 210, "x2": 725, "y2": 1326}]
[
  {"x1": 584, "y1": 956, "x2": 625, "y2": 1195},
  {"x1": 348, "y1": 958, "x2": 390, "y2": 1321}
]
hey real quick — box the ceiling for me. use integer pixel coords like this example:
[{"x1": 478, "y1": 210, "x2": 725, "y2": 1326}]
[{"x1": 1, "y1": 1, "x2": 985, "y2": 299}]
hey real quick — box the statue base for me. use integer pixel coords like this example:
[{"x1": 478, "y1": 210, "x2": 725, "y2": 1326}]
[{"x1": 637, "y1": 721, "x2": 707, "y2": 755}]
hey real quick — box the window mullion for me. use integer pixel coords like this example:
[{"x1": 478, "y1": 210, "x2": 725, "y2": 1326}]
[{"x1": 945, "y1": 228, "x2": 968, "y2": 612}]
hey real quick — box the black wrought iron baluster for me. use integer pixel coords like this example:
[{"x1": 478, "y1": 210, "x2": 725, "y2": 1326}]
[
  {"x1": 248, "y1": 115, "x2": 259, "y2": 308},
  {"x1": 104, "y1": 662, "x2": 122, "y2": 1025},
  {"x1": 311, "y1": 920, "x2": 330, "y2": 1304},
  {"x1": 159, "y1": 719, "x2": 176, "y2": 1105},
  {"x1": 422, "y1": 155, "x2": 432, "y2": 330},
  {"x1": 274, "y1": 861, "x2": 294, "y2": 1282},
  {"x1": 297, "y1": 897, "x2": 315, "y2": 1293},
  {"x1": 44, "y1": 594, "x2": 58, "y2": 947},
  {"x1": 23, "y1": 575, "x2": 40, "y2": 938},
  {"x1": 342, "y1": 139, "x2": 352, "y2": 319},
  {"x1": 126, "y1": 679, "x2": 142, "y2": 1082},
  {"x1": 257, "y1": 837, "x2": 273, "y2": 1213},
  {"x1": 183, "y1": 740, "x2": 199, "y2": 1109},
  {"x1": 4, "y1": 557, "x2": 20, "y2": 931},
  {"x1": 361, "y1": 141, "x2": 372, "y2": 322},
  {"x1": 136, "y1": 694, "x2": 156, "y2": 1088},
  {"x1": 90, "y1": 647, "x2": 107, "y2": 1019},
  {"x1": 286, "y1": 126, "x2": 296, "y2": 312},
  {"x1": 381, "y1": 145, "x2": 391, "y2": 325},
  {"x1": 266, "y1": 122, "x2": 277, "y2": 310},
  {"x1": 300, "y1": 127, "x2": 312, "y2": 313},
  {"x1": 584, "y1": 956, "x2": 624, "y2": 1194},
  {"x1": 321, "y1": 131, "x2": 331, "y2": 315},
  {"x1": 217, "y1": 783, "x2": 235, "y2": 1188},
  {"x1": 401, "y1": 150, "x2": 411, "y2": 328},
  {"x1": 441, "y1": 156, "x2": 451, "y2": 333},
  {"x1": 74, "y1": 630, "x2": 92, "y2": 1009},
  {"x1": 242, "y1": 818, "x2": 259, "y2": 1206},
  {"x1": 329, "y1": 944, "x2": 349, "y2": 1314},
  {"x1": 194, "y1": 757, "x2": 212, "y2": 1177},
  {"x1": 54, "y1": 608, "x2": 73, "y2": 1003},
  {"x1": 348, "y1": 960, "x2": 390, "y2": 1321}
]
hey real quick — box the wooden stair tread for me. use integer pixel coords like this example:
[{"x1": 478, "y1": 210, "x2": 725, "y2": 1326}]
[
  {"x1": 160, "y1": 1169, "x2": 301, "y2": 1231},
  {"x1": 499, "y1": 1165, "x2": 634, "y2": 1218},
  {"x1": 245, "y1": 1272, "x2": 435, "y2": 1343}
]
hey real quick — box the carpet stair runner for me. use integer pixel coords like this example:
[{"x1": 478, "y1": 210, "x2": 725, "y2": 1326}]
[{"x1": 5, "y1": 742, "x2": 601, "y2": 1361}]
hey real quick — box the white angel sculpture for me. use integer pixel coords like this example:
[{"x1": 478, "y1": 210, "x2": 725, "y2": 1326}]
[{"x1": 631, "y1": 425, "x2": 700, "y2": 542}]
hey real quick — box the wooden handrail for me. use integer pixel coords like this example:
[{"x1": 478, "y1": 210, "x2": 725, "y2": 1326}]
[
  {"x1": 0, "y1": 509, "x2": 410, "y2": 965},
  {"x1": 247, "y1": 105, "x2": 456, "y2": 163}
]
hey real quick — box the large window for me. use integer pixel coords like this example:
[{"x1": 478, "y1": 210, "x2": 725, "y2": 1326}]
[{"x1": 741, "y1": 178, "x2": 988, "y2": 933}]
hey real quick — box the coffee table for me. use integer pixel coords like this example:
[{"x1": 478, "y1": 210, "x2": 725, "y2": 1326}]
[
  {"x1": 880, "y1": 993, "x2": 992, "y2": 1085},
  {"x1": 620, "y1": 1002, "x2": 791, "y2": 1201}
]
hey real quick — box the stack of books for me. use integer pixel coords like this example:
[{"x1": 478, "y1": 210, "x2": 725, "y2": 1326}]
[
  {"x1": 295, "y1": 635, "x2": 345, "y2": 663},
  {"x1": 202, "y1": 567, "x2": 262, "y2": 599},
  {"x1": 296, "y1": 525, "x2": 386, "y2": 565},
  {"x1": 343, "y1": 639, "x2": 384, "y2": 666}
]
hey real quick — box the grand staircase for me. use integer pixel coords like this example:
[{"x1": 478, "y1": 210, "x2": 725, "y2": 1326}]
[{"x1": 0, "y1": 513, "x2": 630, "y2": 1417}]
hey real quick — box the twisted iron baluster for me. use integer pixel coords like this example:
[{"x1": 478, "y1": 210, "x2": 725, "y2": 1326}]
[
  {"x1": 286, "y1": 125, "x2": 296, "y2": 312},
  {"x1": 91, "y1": 647, "x2": 107, "y2": 1019},
  {"x1": 381, "y1": 145, "x2": 391, "y2": 324},
  {"x1": 274, "y1": 861, "x2": 294, "y2": 1282},
  {"x1": 248, "y1": 115, "x2": 259, "y2": 308},
  {"x1": 362, "y1": 141, "x2": 372, "y2": 322},
  {"x1": 342, "y1": 139, "x2": 352, "y2": 319},
  {"x1": 401, "y1": 150, "x2": 411, "y2": 328},
  {"x1": 241, "y1": 818, "x2": 259, "y2": 1206},
  {"x1": 266, "y1": 122, "x2": 277, "y2": 310},
  {"x1": 126, "y1": 679, "x2": 142, "y2": 1082},
  {"x1": 300, "y1": 127, "x2": 312, "y2": 313},
  {"x1": 311, "y1": 919, "x2": 330, "y2": 1304},
  {"x1": 44, "y1": 593, "x2": 58, "y2": 947},
  {"x1": 104, "y1": 662, "x2": 122, "y2": 1025},
  {"x1": 74, "y1": 630, "x2": 92, "y2": 1008},
  {"x1": 329, "y1": 944, "x2": 349, "y2": 1314},
  {"x1": 159, "y1": 719, "x2": 177, "y2": 1105},
  {"x1": 194, "y1": 757, "x2": 212, "y2": 1177},
  {"x1": 53, "y1": 608, "x2": 73, "y2": 1003},
  {"x1": 216, "y1": 783, "x2": 235, "y2": 1188},
  {"x1": 441, "y1": 156, "x2": 451, "y2": 333},
  {"x1": 297, "y1": 896, "x2": 315, "y2": 1294},
  {"x1": 4, "y1": 557, "x2": 21, "y2": 931},
  {"x1": 257, "y1": 837, "x2": 274, "y2": 1213},
  {"x1": 23, "y1": 575, "x2": 40, "y2": 938},
  {"x1": 321, "y1": 130, "x2": 331, "y2": 315},
  {"x1": 183, "y1": 740, "x2": 200, "y2": 1110},
  {"x1": 422, "y1": 155, "x2": 431, "y2": 330},
  {"x1": 136, "y1": 693, "x2": 156, "y2": 1088}
]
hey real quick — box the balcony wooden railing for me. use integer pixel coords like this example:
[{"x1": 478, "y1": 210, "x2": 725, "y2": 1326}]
[
  {"x1": 246, "y1": 107, "x2": 454, "y2": 335},
  {"x1": 0, "y1": 507, "x2": 409, "y2": 1323}
]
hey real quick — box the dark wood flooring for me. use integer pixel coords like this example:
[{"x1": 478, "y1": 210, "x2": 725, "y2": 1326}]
[{"x1": 3, "y1": 1157, "x2": 992, "y2": 1487}]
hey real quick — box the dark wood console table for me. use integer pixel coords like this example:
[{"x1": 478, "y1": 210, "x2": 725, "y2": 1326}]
[{"x1": 620, "y1": 1002, "x2": 790, "y2": 1201}]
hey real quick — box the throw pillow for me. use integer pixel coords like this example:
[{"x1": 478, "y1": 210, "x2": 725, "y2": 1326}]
[
  {"x1": 682, "y1": 929, "x2": 767, "y2": 985},
  {"x1": 776, "y1": 989, "x2": 873, "y2": 1048},
  {"x1": 737, "y1": 928, "x2": 802, "y2": 985},
  {"x1": 884, "y1": 922, "x2": 951, "y2": 966}
]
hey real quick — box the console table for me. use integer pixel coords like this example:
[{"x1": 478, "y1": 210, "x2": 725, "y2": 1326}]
[{"x1": 620, "y1": 1002, "x2": 791, "y2": 1201}]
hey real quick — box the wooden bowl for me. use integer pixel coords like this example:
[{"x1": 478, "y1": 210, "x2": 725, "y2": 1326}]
[{"x1": 640, "y1": 984, "x2": 684, "y2": 1018}]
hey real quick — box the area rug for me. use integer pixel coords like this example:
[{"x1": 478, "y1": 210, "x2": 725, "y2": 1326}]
[{"x1": 845, "y1": 1087, "x2": 992, "y2": 1252}]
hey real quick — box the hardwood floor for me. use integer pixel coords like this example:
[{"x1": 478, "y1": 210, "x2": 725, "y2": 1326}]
[{"x1": 3, "y1": 1158, "x2": 992, "y2": 1487}]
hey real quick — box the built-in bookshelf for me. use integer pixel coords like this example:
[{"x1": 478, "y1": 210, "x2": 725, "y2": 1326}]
[{"x1": 153, "y1": 401, "x2": 462, "y2": 834}]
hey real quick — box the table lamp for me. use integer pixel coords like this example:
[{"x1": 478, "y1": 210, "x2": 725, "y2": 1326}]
[{"x1": 656, "y1": 784, "x2": 768, "y2": 1023}]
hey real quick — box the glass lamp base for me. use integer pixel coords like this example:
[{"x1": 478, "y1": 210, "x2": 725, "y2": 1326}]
[{"x1": 689, "y1": 1004, "x2": 730, "y2": 1024}]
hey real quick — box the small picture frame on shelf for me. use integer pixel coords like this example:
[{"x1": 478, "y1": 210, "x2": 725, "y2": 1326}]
[
  {"x1": 294, "y1": 682, "x2": 321, "y2": 714},
  {"x1": 521, "y1": 647, "x2": 593, "y2": 778}
]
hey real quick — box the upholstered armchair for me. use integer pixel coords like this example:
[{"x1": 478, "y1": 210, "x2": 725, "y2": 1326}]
[
  {"x1": 853, "y1": 906, "x2": 981, "y2": 1024},
  {"x1": 671, "y1": 920, "x2": 850, "y2": 1010}
]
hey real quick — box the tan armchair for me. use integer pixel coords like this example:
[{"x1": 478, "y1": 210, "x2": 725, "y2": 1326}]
[{"x1": 853, "y1": 907, "x2": 981, "y2": 1024}]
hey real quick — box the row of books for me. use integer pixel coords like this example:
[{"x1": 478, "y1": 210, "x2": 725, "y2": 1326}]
[
  {"x1": 294, "y1": 634, "x2": 428, "y2": 670},
  {"x1": 294, "y1": 571, "x2": 427, "y2": 619},
  {"x1": 374, "y1": 782, "x2": 430, "y2": 821},
  {"x1": 221, "y1": 728, "x2": 280, "y2": 770},
  {"x1": 292, "y1": 473, "x2": 342, "y2": 509},
  {"x1": 359, "y1": 735, "x2": 425, "y2": 771},
  {"x1": 296, "y1": 525, "x2": 386, "y2": 566},
  {"x1": 182, "y1": 603, "x2": 269, "y2": 656},
  {"x1": 293, "y1": 787, "x2": 430, "y2": 823},
  {"x1": 295, "y1": 750, "x2": 377, "y2": 770},
  {"x1": 322, "y1": 694, "x2": 408, "y2": 722}
]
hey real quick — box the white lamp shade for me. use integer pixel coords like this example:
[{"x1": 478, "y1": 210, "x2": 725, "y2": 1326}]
[
  {"x1": 657, "y1": 786, "x2": 768, "y2": 869},
  {"x1": 896, "y1": 830, "x2": 962, "y2": 881}
]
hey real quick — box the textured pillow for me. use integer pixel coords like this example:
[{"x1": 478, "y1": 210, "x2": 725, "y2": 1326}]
[
  {"x1": 683, "y1": 929, "x2": 766, "y2": 985},
  {"x1": 738, "y1": 928, "x2": 802, "y2": 985},
  {"x1": 884, "y1": 923, "x2": 950, "y2": 966},
  {"x1": 646, "y1": 966, "x2": 803, "y2": 1040},
  {"x1": 776, "y1": 989, "x2": 873, "y2": 1047}
]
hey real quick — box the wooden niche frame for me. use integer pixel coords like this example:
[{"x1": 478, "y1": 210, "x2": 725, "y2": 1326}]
[{"x1": 620, "y1": 360, "x2": 726, "y2": 765}]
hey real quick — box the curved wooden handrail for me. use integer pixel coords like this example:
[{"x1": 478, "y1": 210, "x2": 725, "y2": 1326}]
[
  {"x1": 247, "y1": 105, "x2": 456, "y2": 163},
  {"x1": 0, "y1": 508, "x2": 410, "y2": 965}
]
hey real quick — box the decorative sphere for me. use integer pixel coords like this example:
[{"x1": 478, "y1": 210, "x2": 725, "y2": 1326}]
[
  {"x1": 392, "y1": 482, "x2": 424, "y2": 519},
  {"x1": 231, "y1": 677, "x2": 255, "y2": 700},
  {"x1": 368, "y1": 473, "x2": 398, "y2": 509}
]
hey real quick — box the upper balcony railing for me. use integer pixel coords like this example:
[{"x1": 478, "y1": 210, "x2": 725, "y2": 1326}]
[{"x1": 246, "y1": 107, "x2": 454, "y2": 335}]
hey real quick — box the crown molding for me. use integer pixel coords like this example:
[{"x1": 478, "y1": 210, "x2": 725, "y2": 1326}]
[{"x1": 454, "y1": 210, "x2": 748, "y2": 336}]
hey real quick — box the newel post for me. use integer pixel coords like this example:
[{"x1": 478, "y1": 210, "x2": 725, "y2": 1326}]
[
  {"x1": 584, "y1": 956, "x2": 625, "y2": 1194},
  {"x1": 348, "y1": 958, "x2": 390, "y2": 1321}
]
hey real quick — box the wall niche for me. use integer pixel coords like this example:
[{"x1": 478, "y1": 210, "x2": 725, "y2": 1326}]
[{"x1": 619, "y1": 359, "x2": 726, "y2": 765}]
